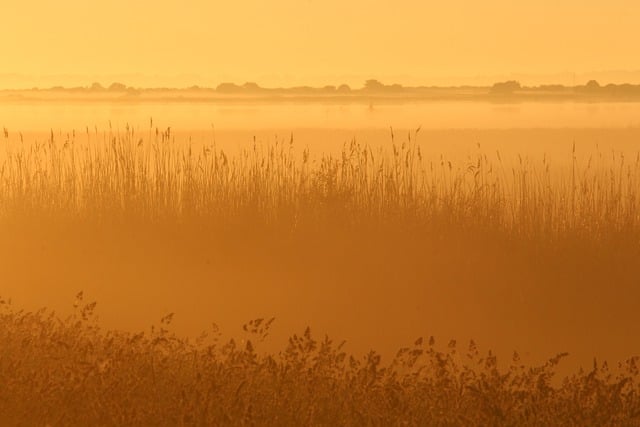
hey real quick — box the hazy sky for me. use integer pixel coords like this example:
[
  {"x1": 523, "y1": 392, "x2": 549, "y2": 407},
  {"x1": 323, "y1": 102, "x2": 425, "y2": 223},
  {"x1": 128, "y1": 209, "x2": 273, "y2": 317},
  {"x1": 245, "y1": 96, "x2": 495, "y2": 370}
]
[{"x1": 2, "y1": 0, "x2": 640, "y2": 87}]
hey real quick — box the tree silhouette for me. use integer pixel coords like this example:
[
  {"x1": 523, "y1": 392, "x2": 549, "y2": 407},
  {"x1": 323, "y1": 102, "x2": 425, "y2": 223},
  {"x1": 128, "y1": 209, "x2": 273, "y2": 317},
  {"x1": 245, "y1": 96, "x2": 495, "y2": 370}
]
[
  {"x1": 490, "y1": 80, "x2": 521, "y2": 94},
  {"x1": 364, "y1": 79, "x2": 385, "y2": 91},
  {"x1": 216, "y1": 83, "x2": 242, "y2": 93},
  {"x1": 108, "y1": 82, "x2": 127, "y2": 92},
  {"x1": 585, "y1": 80, "x2": 601, "y2": 91}
]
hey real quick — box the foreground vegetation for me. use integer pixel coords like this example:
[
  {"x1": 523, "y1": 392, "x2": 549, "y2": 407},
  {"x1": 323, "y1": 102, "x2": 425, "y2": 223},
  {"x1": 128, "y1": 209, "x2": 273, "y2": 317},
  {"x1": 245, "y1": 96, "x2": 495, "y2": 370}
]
[{"x1": 1, "y1": 295, "x2": 639, "y2": 426}]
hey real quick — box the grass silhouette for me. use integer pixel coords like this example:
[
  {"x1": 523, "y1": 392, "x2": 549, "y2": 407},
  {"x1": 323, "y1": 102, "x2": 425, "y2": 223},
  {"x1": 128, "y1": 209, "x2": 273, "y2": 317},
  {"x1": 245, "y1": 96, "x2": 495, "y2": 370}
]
[
  {"x1": 1, "y1": 295, "x2": 639, "y2": 426},
  {"x1": 1, "y1": 127, "x2": 639, "y2": 425},
  {"x1": 1, "y1": 126, "x2": 638, "y2": 241}
]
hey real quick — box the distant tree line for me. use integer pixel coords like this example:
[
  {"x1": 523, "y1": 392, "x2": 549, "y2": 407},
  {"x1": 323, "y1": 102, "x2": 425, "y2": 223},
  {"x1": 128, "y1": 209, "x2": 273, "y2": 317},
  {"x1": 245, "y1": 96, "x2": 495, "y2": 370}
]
[
  {"x1": 23, "y1": 79, "x2": 640, "y2": 99},
  {"x1": 47, "y1": 82, "x2": 140, "y2": 95},
  {"x1": 490, "y1": 79, "x2": 640, "y2": 96}
]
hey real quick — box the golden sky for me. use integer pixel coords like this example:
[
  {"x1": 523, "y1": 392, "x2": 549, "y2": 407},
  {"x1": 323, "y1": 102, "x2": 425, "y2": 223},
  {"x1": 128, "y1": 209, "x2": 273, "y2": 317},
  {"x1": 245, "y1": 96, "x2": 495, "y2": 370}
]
[{"x1": 2, "y1": 0, "x2": 640, "y2": 87}]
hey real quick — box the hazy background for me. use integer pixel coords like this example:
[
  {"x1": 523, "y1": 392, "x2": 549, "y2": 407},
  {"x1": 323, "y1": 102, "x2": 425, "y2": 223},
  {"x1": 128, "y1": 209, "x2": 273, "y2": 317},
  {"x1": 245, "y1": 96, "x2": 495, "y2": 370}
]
[{"x1": 2, "y1": 0, "x2": 640, "y2": 88}]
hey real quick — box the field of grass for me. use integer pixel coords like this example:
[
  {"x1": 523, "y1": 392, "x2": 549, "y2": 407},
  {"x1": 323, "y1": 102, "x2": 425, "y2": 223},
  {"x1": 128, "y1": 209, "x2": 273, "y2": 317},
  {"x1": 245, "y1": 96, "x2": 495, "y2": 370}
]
[{"x1": 1, "y1": 126, "x2": 640, "y2": 424}]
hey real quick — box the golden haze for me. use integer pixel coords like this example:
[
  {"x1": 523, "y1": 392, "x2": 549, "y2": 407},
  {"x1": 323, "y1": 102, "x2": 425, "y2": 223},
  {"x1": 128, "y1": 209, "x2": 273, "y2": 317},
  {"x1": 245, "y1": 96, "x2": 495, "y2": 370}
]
[
  {"x1": 2, "y1": 0, "x2": 640, "y2": 424},
  {"x1": 2, "y1": 0, "x2": 640, "y2": 87}
]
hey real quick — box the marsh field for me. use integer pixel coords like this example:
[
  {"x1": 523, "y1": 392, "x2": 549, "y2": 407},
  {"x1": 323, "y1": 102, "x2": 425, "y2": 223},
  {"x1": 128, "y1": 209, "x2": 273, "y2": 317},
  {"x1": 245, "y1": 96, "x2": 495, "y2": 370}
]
[{"x1": 2, "y1": 98, "x2": 640, "y2": 425}]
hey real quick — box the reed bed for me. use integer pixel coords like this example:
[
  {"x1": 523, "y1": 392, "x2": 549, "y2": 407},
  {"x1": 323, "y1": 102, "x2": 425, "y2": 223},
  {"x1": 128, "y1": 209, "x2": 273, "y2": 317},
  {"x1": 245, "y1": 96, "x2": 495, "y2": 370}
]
[
  {"x1": 0, "y1": 126, "x2": 639, "y2": 245},
  {"x1": 1, "y1": 295, "x2": 639, "y2": 426}
]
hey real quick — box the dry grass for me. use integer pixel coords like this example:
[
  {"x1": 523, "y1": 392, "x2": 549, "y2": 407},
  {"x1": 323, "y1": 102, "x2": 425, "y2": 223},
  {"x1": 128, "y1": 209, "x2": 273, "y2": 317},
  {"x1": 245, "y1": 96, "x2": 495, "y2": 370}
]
[
  {"x1": 1, "y1": 127, "x2": 640, "y2": 425},
  {"x1": 1, "y1": 295, "x2": 639, "y2": 426},
  {"x1": 1, "y1": 126, "x2": 639, "y2": 243}
]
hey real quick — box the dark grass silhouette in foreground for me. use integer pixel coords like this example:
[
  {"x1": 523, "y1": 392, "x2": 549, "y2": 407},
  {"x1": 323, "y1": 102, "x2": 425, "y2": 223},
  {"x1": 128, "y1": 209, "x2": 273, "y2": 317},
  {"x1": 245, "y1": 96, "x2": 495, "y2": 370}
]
[{"x1": 1, "y1": 295, "x2": 639, "y2": 426}]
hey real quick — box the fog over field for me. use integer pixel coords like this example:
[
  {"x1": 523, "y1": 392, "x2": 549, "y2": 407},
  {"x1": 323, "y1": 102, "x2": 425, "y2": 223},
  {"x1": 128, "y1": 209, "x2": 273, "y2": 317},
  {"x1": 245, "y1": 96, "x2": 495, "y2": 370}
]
[
  {"x1": 3, "y1": 0, "x2": 640, "y2": 425},
  {"x1": 2, "y1": 98, "x2": 640, "y2": 365}
]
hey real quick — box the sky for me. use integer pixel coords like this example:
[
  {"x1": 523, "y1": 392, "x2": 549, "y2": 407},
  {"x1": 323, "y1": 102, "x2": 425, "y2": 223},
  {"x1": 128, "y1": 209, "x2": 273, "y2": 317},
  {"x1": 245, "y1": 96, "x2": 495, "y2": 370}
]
[{"x1": 2, "y1": 0, "x2": 640, "y2": 88}]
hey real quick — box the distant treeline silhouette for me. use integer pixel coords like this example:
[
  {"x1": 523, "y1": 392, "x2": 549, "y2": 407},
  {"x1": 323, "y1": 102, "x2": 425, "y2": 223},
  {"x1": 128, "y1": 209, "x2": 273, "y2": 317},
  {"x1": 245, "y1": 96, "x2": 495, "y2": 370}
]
[
  {"x1": 490, "y1": 79, "x2": 640, "y2": 96},
  {"x1": 7, "y1": 79, "x2": 640, "y2": 98}
]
